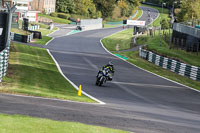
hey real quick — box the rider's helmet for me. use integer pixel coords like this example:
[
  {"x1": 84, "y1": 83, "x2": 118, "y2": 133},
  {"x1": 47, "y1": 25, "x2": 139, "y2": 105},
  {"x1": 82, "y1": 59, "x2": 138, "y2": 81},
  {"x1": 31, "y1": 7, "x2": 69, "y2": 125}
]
[{"x1": 108, "y1": 61, "x2": 113, "y2": 66}]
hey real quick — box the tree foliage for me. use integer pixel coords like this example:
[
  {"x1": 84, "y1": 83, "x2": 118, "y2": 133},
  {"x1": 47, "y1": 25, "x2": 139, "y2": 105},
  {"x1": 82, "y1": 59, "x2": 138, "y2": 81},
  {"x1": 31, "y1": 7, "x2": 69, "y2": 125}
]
[
  {"x1": 161, "y1": 18, "x2": 169, "y2": 29},
  {"x1": 74, "y1": 0, "x2": 98, "y2": 18},
  {"x1": 177, "y1": 0, "x2": 200, "y2": 22},
  {"x1": 56, "y1": 0, "x2": 142, "y2": 19},
  {"x1": 56, "y1": 0, "x2": 76, "y2": 14},
  {"x1": 144, "y1": 0, "x2": 200, "y2": 22},
  {"x1": 93, "y1": 0, "x2": 116, "y2": 18},
  {"x1": 118, "y1": 0, "x2": 128, "y2": 16},
  {"x1": 117, "y1": 0, "x2": 142, "y2": 17}
]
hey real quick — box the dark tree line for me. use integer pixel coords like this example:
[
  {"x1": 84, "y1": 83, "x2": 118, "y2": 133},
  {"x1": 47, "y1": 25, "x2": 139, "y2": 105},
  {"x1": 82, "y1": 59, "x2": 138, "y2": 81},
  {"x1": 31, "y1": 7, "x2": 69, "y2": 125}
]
[
  {"x1": 56, "y1": 0, "x2": 143, "y2": 19},
  {"x1": 145, "y1": 0, "x2": 200, "y2": 22}
]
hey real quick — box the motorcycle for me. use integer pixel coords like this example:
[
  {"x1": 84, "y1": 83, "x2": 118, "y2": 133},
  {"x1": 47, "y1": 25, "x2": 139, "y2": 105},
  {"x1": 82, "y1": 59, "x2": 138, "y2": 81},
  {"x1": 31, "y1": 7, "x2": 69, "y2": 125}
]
[{"x1": 96, "y1": 68, "x2": 110, "y2": 86}]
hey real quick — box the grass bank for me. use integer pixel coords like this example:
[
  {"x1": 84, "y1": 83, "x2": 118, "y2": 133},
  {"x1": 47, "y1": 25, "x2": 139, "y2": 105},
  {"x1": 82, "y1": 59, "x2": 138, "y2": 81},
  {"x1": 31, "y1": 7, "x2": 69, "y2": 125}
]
[
  {"x1": 102, "y1": 28, "x2": 133, "y2": 50},
  {"x1": 11, "y1": 28, "x2": 31, "y2": 35},
  {"x1": 104, "y1": 8, "x2": 143, "y2": 28},
  {"x1": 134, "y1": 7, "x2": 143, "y2": 20},
  {"x1": 33, "y1": 36, "x2": 52, "y2": 45},
  {"x1": 136, "y1": 33, "x2": 200, "y2": 67},
  {"x1": 0, "y1": 114, "x2": 128, "y2": 133},
  {"x1": 38, "y1": 14, "x2": 70, "y2": 24},
  {"x1": 141, "y1": 4, "x2": 169, "y2": 27},
  {"x1": 1, "y1": 43, "x2": 94, "y2": 103},
  {"x1": 102, "y1": 29, "x2": 200, "y2": 91},
  {"x1": 32, "y1": 27, "x2": 58, "y2": 45}
]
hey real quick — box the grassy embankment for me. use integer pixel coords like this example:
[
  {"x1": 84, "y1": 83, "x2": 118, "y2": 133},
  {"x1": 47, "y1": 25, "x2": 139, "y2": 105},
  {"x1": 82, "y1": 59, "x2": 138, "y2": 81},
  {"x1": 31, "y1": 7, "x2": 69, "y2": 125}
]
[
  {"x1": 38, "y1": 14, "x2": 71, "y2": 24},
  {"x1": 11, "y1": 28, "x2": 31, "y2": 35},
  {"x1": 31, "y1": 22, "x2": 58, "y2": 45},
  {"x1": 102, "y1": 28, "x2": 133, "y2": 50},
  {"x1": 141, "y1": 4, "x2": 169, "y2": 27},
  {"x1": 31, "y1": 14, "x2": 70, "y2": 45},
  {"x1": 32, "y1": 26, "x2": 57, "y2": 45},
  {"x1": 1, "y1": 43, "x2": 94, "y2": 103},
  {"x1": 0, "y1": 114, "x2": 128, "y2": 133},
  {"x1": 11, "y1": 20, "x2": 57, "y2": 45},
  {"x1": 104, "y1": 8, "x2": 143, "y2": 28},
  {"x1": 102, "y1": 29, "x2": 200, "y2": 90},
  {"x1": 134, "y1": 8, "x2": 143, "y2": 20}
]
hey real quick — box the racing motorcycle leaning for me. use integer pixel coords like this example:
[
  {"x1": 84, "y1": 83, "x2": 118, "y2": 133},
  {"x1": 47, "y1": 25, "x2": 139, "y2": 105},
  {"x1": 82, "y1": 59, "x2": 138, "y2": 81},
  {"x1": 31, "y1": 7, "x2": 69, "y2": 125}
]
[
  {"x1": 96, "y1": 68, "x2": 110, "y2": 86},
  {"x1": 96, "y1": 61, "x2": 115, "y2": 86}
]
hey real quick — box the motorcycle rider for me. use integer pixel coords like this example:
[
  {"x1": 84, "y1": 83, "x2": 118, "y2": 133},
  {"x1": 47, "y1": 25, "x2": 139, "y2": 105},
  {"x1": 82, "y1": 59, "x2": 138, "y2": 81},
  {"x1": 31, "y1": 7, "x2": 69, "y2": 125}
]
[{"x1": 97, "y1": 61, "x2": 115, "y2": 81}]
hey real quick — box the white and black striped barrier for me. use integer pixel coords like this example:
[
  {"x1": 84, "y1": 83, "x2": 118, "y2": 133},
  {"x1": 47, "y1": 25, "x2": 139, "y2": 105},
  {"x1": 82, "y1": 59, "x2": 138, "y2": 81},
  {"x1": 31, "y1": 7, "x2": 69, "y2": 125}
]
[
  {"x1": 139, "y1": 48, "x2": 200, "y2": 81},
  {"x1": 0, "y1": 46, "x2": 10, "y2": 82},
  {"x1": 28, "y1": 25, "x2": 40, "y2": 31},
  {"x1": 10, "y1": 32, "x2": 34, "y2": 43}
]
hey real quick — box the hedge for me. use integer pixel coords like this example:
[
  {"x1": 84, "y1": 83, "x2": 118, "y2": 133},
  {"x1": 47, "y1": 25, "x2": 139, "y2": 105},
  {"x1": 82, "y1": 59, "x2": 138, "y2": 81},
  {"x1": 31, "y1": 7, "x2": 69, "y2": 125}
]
[
  {"x1": 50, "y1": 12, "x2": 58, "y2": 17},
  {"x1": 57, "y1": 13, "x2": 70, "y2": 19}
]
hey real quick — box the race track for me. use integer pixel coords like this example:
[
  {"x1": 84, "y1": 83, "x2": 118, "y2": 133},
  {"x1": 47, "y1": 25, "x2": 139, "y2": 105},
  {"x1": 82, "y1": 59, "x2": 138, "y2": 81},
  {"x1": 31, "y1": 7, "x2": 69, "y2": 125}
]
[{"x1": 1, "y1": 6, "x2": 200, "y2": 133}]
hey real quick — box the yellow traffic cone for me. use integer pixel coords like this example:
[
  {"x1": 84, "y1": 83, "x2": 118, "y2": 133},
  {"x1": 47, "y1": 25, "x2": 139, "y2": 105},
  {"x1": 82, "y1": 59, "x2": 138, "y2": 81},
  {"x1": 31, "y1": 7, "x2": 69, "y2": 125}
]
[{"x1": 78, "y1": 85, "x2": 82, "y2": 96}]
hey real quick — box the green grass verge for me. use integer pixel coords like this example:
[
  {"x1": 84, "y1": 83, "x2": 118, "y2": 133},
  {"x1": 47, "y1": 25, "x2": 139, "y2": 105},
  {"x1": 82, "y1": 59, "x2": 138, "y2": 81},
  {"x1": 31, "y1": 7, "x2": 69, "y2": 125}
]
[
  {"x1": 104, "y1": 8, "x2": 143, "y2": 28},
  {"x1": 32, "y1": 27, "x2": 58, "y2": 45},
  {"x1": 33, "y1": 36, "x2": 52, "y2": 45},
  {"x1": 1, "y1": 43, "x2": 95, "y2": 103},
  {"x1": 103, "y1": 24, "x2": 122, "y2": 28},
  {"x1": 38, "y1": 14, "x2": 71, "y2": 24},
  {"x1": 102, "y1": 29, "x2": 133, "y2": 51},
  {"x1": 101, "y1": 29, "x2": 200, "y2": 91},
  {"x1": 37, "y1": 27, "x2": 58, "y2": 36},
  {"x1": 11, "y1": 28, "x2": 31, "y2": 35},
  {"x1": 120, "y1": 51, "x2": 200, "y2": 90},
  {"x1": 0, "y1": 114, "x2": 128, "y2": 133},
  {"x1": 135, "y1": 8, "x2": 143, "y2": 20},
  {"x1": 137, "y1": 33, "x2": 200, "y2": 67},
  {"x1": 141, "y1": 4, "x2": 170, "y2": 27}
]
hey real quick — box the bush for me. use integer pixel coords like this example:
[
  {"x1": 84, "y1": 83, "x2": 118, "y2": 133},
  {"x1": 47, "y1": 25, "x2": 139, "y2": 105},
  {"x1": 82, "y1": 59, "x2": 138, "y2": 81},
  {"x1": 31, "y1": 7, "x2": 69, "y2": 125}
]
[
  {"x1": 57, "y1": 13, "x2": 70, "y2": 19},
  {"x1": 38, "y1": 22, "x2": 49, "y2": 29},
  {"x1": 50, "y1": 12, "x2": 58, "y2": 17},
  {"x1": 161, "y1": 19, "x2": 170, "y2": 29}
]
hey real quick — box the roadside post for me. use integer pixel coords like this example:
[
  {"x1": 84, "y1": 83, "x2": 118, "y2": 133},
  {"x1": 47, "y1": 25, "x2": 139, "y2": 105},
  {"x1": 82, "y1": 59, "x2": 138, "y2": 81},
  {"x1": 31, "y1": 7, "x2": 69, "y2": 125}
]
[
  {"x1": 5, "y1": 4, "x2": 17, "y2": 47},
  {"x1": 160, "y1": 2, "x2": 166, "y2": 47},
  {"x1": 78, "y1": 85, "x2": 82, "y2": 96},
  {"x1": 0, "y1": 4, "x2": 16, "y2": 82}
]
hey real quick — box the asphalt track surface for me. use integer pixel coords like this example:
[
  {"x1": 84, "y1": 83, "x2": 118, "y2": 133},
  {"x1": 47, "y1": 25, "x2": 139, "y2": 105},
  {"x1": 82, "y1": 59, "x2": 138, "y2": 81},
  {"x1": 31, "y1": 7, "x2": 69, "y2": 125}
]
[
  {"x1": 1, "y1": 7, "x2": 200, "y2": 133},
  {"x1": 48, "y1": 24, "x2": 77, "y2": 38}
]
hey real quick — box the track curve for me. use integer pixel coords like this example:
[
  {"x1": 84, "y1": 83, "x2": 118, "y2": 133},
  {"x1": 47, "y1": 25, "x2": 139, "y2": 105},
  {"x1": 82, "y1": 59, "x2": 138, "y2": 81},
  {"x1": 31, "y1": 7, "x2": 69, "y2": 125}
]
[{"x1": 1, "y1": 6, "x2": 200, "y2": 133}]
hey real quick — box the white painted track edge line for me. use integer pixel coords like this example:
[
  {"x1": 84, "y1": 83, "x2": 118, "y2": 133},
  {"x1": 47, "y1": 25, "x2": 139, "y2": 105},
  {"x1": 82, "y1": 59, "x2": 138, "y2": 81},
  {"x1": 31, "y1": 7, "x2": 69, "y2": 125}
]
[
  {"x1": 0, "y1": 93, "x2": 102, "y2": 105},
  {"x1": 137, "y1": 7, "x2": 143, "y2": 20},
  {"x1": 45, "y1": 25, "x2": 106, "y2": 104},
  {"x1": 47, "y1": 27, "x2": 60, "y2": 37},
  {"x1": 99, "y1": 32, "x2": 200, "y2": 93},
  {"x1": 47, "y1": 49, "x2": 106, "y2": 104},
  {"x1": 45, "y1": 37, "x2": 54, "y2": 46},
  {"x1": 45, "y1": 27, "x2": 59, "y2": 46}
]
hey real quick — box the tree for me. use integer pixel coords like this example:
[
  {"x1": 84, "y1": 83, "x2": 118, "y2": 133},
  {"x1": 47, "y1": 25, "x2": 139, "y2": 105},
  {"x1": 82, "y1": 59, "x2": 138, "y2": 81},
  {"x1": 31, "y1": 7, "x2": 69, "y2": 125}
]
[
  {"x1": 118, "y1": 0, "x2": 128, "y2": 16},
  {"x1": 56, "y1": 0, "x2": 76, "y2": 14},
  {"x1": 177, "y1": 0, "x2": 200, "y2": 22},
  {"x1": 93, "y1": 0, "x2": 116, "y2": 18},
  {"x1": 161, "y1": 18, "x2": 169, "y2": 29},
  {"x1": 126, "y1": 0, "x2": 142, "y2": 17},
  {"x1": 74, "y1": 0, "x2": 99, "y2": 18}
]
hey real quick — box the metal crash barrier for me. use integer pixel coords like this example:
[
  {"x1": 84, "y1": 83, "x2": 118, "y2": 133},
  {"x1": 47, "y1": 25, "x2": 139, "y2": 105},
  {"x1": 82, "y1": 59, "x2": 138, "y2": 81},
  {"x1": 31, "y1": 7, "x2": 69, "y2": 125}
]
[
  {"x1": 139, "y1": 48, "x2": 200, "y2": 81},
  {"x1": 0, "y1": 4, "x2": 16, "y2": 82}
]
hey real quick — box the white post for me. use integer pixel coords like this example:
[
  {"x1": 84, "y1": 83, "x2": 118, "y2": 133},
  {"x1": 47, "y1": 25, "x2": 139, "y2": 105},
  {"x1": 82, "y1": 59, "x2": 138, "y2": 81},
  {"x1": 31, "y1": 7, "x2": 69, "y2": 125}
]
[{"x1": 5, "y1": 4, "x2": 17, "y2": 47}]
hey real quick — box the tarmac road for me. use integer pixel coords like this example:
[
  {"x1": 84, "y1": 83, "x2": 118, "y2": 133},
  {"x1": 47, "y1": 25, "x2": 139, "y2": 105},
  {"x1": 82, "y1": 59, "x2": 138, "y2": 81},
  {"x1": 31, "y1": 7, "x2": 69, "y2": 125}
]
[
  {"x1": 138, "y1": 6, "x2": 159, "y2": 25},
  {"x1": 48, "y1": 24, "x2": 77, "y2": 38},
  {"x1": 1, "y1": 6, "x2": 200, "y2": 133}
]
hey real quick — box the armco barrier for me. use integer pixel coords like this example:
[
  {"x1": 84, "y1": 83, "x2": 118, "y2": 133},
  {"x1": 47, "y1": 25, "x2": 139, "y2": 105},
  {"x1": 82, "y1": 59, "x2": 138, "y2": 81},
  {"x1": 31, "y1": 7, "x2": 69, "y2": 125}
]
[
  {"x1": 0, "y1": 46, "x2": 10, "y2": 82},
  {"x1": 11, "y1": 32, "x2": 34, "y2": 43},
  {"x1": 28, "y1": 25, "x2": 40, "y2": 31},
  {"x1": 139, "y1": 48, "x2": 200, "y2": 81}
]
